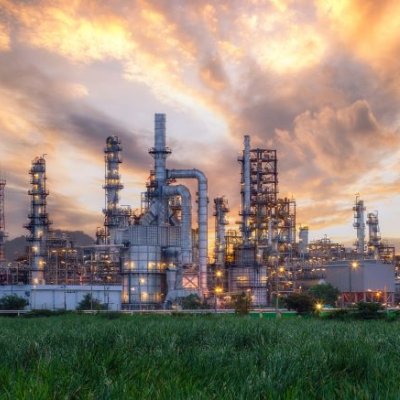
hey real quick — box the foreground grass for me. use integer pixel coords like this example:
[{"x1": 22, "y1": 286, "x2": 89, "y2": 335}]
[{"x1": 0, "y1": 315, "x2": 400, "y2": 399}]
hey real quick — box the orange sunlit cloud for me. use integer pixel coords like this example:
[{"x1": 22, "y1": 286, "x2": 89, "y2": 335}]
[{"x1": 0, "y1": 0, "x2": 399, "y2": 246}]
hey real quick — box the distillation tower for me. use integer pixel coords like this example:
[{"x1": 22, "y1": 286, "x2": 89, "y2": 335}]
[
  {"x1": 117, "y1": 113, "x2": 208, "y2": 308},
  {"x1": 0, "y1": 177, "x2": 7, "y2": 265},
  {"x1": 353, "y1": 196, "x2": 366, "y2": 256},
  {"x1": 25, "y1": 156, "x2": 51, "y2": 284},
  {"x1": 103, "y1": 136, "x2": 124, "y2": 244}
]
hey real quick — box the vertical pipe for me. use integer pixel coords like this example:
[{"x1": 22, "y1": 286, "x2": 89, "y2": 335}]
[
  {"x1": 167, "y1": 169, "x2": 208, "y2": 294},
  {"x1": 154, "y1": 113, "x2": 167, "y2": 188},
  {"x1": 163, "y1": 185, "x2": 192, "y2": 265},
  {"x1": 0, "y1": 178, "x2": 6, "y2": 265},
  {"x1": 151, "y1": 114, "x2": 170, "y2": 224},
  {"x1": 243, "y1": 135, "x2": 251, "y2": 243},
  {"x1": 353, "y1": 196, "x2": 365, "y2": 256},
  {"x1": 214, "y1": 197, "x2": 229, "y2": 267}
]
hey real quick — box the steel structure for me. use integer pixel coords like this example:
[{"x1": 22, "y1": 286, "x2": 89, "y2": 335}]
[
  {"x1": 117, "y1": 113, "x2": 208, "y2": 308},
  {"x1": 25, "y1": 156, "x2": 51, "y2": 284},
  {"x1": 353, "y1": 196, "x2": 366, "y2": 255},
  {"x1": 0, "y1": 178, "x2": 7, "y2": 264},
  {"x1": 214, "y1": 197, "x2": 229, "y2": 267}
]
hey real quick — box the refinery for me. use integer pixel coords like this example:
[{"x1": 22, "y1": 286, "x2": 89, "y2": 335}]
[{"x1": 0, "y1": 113, "x2": 397, "y2": 310}]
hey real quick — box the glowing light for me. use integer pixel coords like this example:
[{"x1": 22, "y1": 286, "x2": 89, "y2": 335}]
[
  {"x1": 315, "y1": 303, "x2": 323, "y2": 311},
  {"x1": 216, "y1": 270, "x2": 222, "y2": 277},
  {"x1": 215, "y1": 286, "x2": 223, "y2": 294},
  {"x1": 351, "y1": 261, "x2": 359, "y2": 269}
]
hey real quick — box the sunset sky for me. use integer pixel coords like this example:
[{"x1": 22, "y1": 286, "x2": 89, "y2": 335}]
[{"x1": 0, "y1": 0, "x2": 400, "y2": 246}]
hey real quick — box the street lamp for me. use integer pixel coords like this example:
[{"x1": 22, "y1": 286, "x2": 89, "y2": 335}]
[{"x1": 349, "y1": 261, "x2": 359, "y2": 302}]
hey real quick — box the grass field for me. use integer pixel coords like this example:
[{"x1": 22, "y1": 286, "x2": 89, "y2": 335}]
[{"x1": 0, "y1": 314, "x2": 400, "y2": 399}]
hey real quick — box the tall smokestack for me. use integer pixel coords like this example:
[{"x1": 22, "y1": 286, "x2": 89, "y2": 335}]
[{"x1": 153, "y1": 113, "x2": 169, "y2": 189}]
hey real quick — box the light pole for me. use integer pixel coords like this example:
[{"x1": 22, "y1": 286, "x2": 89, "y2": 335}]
[
  {"x1": 275, "y1": 266, "x2": 285, "y2": 315},
  {"x1": 215, "y1": 286, "x2": 222, "y2": 312},
  {"x1": 139, "y1": 277, "x2": 145, "y2": 311},
  {"x1": 349, "y1": 261, "x2": 358, "y2": 303}
]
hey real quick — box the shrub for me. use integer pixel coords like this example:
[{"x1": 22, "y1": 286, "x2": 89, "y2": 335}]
[
  {"x1": 356, "y1": 302, "x2": 383, "y2": 320},
  {"x1": 232, "y1": 291, "x2": 251, "y2": 316},
  {"x1": 324, "y1": 309, "x2": 352, "y2": 320},
  {"x1": 284, "y1": 293, "x2": 315, "y2": 315},
  {"x1": 76, "y1": 294, "x2": 106, "y2": 311},
  {"x1": 23, "y1": 310, "x2": 70, "y2": 318},
  {"x1": 308, "y1": 283, "x2": 340, "y2": 307},
  {"x1": 181, "y1": 294, "x2": 203, "y2": 310},
  {"x1": 0, "y1": 294, "x2": 28, "y2": 310}
]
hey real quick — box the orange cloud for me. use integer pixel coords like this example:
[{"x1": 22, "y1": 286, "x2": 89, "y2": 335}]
[{"x1": 0, "y1": 21, "x2": 10, "y2": 51}]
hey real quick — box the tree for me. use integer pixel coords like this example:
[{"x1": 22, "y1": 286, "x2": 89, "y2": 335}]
[
  {"x1": 0, "y1": 294, "x2": 28, "y2": 310},
  {"x1": 285, "y1": 293, "x2": 315, "y2": 315},
  {"x1": 232, "y1": 291, "x2": 252, "y2": 316},
  {"x1": 76, "y1": 294, "x2": 106, "y2": 311},
  {"x1": 308, "y1": 283, "x2": 340, "y2": 306}
]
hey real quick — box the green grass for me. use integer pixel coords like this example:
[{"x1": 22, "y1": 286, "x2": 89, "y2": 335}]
[{"x1": 1, "y1": 314, "x2": 400, "y2": 399}]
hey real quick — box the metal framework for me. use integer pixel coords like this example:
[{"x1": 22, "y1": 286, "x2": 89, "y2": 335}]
[
  {"x1": 25, "y1": 156, "x2": 51, "y2": 284},
  {"x1": 0, "y1": 178, "x2": 7, "y2": 264}
]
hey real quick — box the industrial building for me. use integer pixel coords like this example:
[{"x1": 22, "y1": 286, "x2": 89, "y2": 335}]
[{"x1": 0, "y1": 113, "x2": 397, "y2": 310}]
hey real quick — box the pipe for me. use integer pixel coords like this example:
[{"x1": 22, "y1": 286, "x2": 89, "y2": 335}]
[
  {"x1": 214, "y1": 197, "x2": 229, "y2": 267},
  {"x1": 154, "y1": 113, "x2": 167, "y2": 188},
  {"x1": 163, "y1": 184, "x2": 192, "y2": 265},
  {"x1": 243, "y1": 135, "x2": 251, "y2": 243},
  {"x1": 167, "y1": 168, "x2": 208, "y2": 294},
  {"x1": 353, "y1": 196, "x2": 365, "y2": 256}
]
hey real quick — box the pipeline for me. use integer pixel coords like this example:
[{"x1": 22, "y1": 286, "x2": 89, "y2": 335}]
[
  {"x1": 167, "y1": 168, "x2": 208, "y2": 294},
  {"x1": 163, "y1": 184, "x2": 192, "y2": 265}
]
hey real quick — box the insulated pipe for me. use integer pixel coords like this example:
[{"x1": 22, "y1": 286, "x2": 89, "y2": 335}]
[
  {"x1": 154, "y1": 113, "x2": 167, "y2": 188},
  {"x1": 214, "y1": 197, "x2": 228, "y2": 267},
  {"x1": 167, "y1": 168, "x2": 208, "y2": 294},
  {"x1": 163, "y1": 184, "x2": 192, "y2": 265},
  {"x1": 353, "y1": 197, "x2": 365, "y2": 255},
  {"x1": 243, "y1": 135, "x2": 251, "y2": 243}
]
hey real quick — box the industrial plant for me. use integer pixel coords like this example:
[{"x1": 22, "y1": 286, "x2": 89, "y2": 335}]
[{"x1": 0, "y1": 113, "x2": 397, "y2": 310}]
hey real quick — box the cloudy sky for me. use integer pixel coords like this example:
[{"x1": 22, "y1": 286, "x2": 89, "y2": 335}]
[{"x1": 0, "y1": 0, "x2": 400, "y2": 247}]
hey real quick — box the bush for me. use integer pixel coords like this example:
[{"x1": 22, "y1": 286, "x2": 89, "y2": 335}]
[
  {"x1": 285, "y1": 293, "x2": 315, "y2": 315},
  {"x1": 0, "y1": 294, "x2": 28, "y2": 310},
  {"x1": 23, "y1": 310, "x2": 70, "y2": 318},
  {"x1": 232, "y1": 291, "x2": 251, "y2": 316},
  {"x1": 76, "y1": 294, "x2": 106, "y2": 311},
  {"x1": 180, "y1": 294, "x2": 203, "y2": 310},
  {"x1": 308, "y1": 283, "x2": 340, "y2": 307},
  {"x1": 324, "y1": 309, "x2": 352, "y2": 320},
  {"x1": 356, "y1": 302, "x2": 384, "y2": 320}
]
